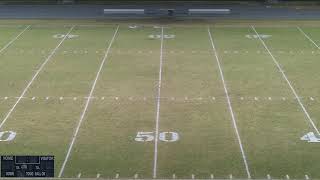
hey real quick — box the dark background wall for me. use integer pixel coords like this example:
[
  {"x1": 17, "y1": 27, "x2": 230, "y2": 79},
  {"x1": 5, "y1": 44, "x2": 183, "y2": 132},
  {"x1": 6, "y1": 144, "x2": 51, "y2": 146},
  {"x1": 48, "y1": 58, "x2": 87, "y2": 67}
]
[{"x1": 0, "y1": 0, "x2": 319, "y2": 5}]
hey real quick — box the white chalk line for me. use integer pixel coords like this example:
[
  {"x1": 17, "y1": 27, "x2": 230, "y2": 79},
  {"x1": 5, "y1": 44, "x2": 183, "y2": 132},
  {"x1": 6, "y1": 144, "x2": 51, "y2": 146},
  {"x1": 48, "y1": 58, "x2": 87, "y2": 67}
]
[
  {"x1": 0, "y1": 26, "x2": 75, "y2": 130},
  {"x1": 58, "y1": 25, "x2": 119, "y2": 177},
  {"x1": 153, "y1": 27, "x2": 164, "y2": 179},
  {"x1": 208, "y1": 27, "x2": 251, "y2": 179},
  {"x1": 0, "y1": 25, "x2": 30, "y2": 54},
  {"x1": 252, "y1": 26, "x2": 320, "y2": 135},
  {"x1": 297, "y1": 27, "x2": 320, "y2": 50}
]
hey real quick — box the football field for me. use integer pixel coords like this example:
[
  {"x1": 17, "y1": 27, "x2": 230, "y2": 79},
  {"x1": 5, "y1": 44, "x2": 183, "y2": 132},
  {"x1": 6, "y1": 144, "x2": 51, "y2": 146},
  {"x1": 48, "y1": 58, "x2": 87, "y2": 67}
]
[{"x1": 0, "y1": 21, "x2": 320, "y2": 179}]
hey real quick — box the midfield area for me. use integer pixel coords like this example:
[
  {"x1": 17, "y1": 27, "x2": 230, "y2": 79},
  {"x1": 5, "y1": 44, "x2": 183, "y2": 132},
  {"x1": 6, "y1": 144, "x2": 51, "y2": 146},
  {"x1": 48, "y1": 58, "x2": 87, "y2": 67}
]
[{"x1": 0, "y1": 21, "x2": 320, "y2": 179}]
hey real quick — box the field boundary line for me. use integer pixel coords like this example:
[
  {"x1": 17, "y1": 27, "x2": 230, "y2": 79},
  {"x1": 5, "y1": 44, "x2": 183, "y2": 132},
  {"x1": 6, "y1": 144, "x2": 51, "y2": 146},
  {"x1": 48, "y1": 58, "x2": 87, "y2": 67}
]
[
  {"x1": 297, "y1": 27, "x2": 320, "y2": 50},
  {"x1": 153, "y1": 27, "x2": 164, "y2": 179},
  {"x1": 0, "y1": 178, "x2": 287, "y2": 180},
  {"x1": 58, "y1": 25, "x2": 119, "y2": 177},
  {"x1": 207, "y1": 27, "x2": 251, "y2": 179},
  {"x1": 0, "y1": 25, "x2": 30, "y2": 54},
  {"x1": 0, "y1": 25, "x2": 75, "y2": 130},
  {"x1": 252, "y1": 26, "x2": 320, "y2": 135}
]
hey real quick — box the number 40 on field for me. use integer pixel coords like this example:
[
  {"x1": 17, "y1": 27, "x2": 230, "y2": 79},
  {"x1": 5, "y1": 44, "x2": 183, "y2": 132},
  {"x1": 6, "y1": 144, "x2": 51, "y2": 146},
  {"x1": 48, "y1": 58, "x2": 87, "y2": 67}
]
[{"x1": 135, "y1": 131, "x2": 179, "y2": 142}]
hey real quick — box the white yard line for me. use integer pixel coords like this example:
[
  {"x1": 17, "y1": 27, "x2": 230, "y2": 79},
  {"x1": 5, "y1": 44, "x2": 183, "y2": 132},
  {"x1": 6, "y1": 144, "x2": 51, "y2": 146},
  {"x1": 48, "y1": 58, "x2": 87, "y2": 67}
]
[
  {"x1": 153, "y1": 27, "x2": 164, "y2": 179},
  {"x1": 58, "y1": 25, "x2": 119, "y2": 177},
  {"x1": 0, "y1": 25, "x2": 30, "y2": 54},
  {"x1": 0, "y1": 26, "x2": 75, "y2": 130},
  {"x1": 207, "y1": 27, "x2": 251, "y2": 179},
  {"x1": 252, "y1": 26, "x2": 320, "y2": 135},
  {"x1": 297, "y1": 27, "x2": 320, "y2": 50}
]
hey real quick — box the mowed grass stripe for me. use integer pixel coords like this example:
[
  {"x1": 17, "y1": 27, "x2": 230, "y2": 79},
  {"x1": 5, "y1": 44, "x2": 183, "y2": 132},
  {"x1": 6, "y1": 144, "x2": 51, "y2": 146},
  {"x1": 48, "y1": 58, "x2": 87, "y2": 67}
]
[
  {"x1": 59, "y1": 25, "x2": 119, "y2": 177},
  {"x1": 0, "y1": 26, "x2": 72, "y2": 96},
  {"x1": 0, "y1": 25, "x2": 30, "y2": 54},
  {"x1": 0, "y1": 26, "x2": 118, "y2": 177},
  {"x1": 157, "y1": 27, "x2": 246, "y2": 178},
  {"x1": 297, "y1": 27, "x2": 320, "y2": 50},
  {"x1": 26, "y1": 26, "x2": 116, "y2": 97},
  {"x1": 0, "y1": 26, "x2": 68, "y2": 126},
  {"x1": 208, "y1": 27, "x2": 251, "y2": 179},
  {"x1": 253, "y1": 27, "x2": 320, "y2": 178},
  {"x1": 261, "y1": 26, "x2": 320, "y2": 131},
  {"x1": 212, "y1": 27, "x2": 320, "y2": 178},
  {"x1": 0, "y1": 26, "x2": 26, "y2": 52},
  {"x1": 252, "y1": 26, "x2": 320, "y2": 135},
  {"x1": 63, "y1": 26, "x2": 161, "y2": 178},
  {"x1": 0, "y1": 26, "x2": 75, "y2": 130}
]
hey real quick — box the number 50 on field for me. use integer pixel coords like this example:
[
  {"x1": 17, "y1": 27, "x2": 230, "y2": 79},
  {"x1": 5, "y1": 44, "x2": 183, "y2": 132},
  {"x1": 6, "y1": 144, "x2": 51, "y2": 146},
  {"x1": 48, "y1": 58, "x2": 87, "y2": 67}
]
[{"x1": 135, "y1": 132, "x2": 179, "y2": 142}]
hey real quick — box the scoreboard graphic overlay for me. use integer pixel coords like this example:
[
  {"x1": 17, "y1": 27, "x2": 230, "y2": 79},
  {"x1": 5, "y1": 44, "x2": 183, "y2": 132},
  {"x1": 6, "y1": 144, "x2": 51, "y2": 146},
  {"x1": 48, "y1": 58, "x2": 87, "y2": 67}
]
[{"x1": 1, "y1": 156, "x2": 54, "y2": 177}]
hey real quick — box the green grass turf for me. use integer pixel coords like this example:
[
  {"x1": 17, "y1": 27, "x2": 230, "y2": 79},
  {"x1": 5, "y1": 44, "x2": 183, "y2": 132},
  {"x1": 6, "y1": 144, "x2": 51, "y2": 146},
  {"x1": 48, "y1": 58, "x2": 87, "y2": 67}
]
[{"x1": 0, "y1": 21, "x2": 320, "y2": 179}]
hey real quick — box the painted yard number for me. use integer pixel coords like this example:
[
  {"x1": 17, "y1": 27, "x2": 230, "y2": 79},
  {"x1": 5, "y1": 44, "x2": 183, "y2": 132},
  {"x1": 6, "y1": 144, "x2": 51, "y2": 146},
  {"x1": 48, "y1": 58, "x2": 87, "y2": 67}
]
[
  {"x1": 0, "y1": 131, "x2": 16, "y2": 142},
  {"x1": 135, "y1": 132, "x2": 179, "y2": 142},
  {"x1": 53, "y1": 34, "x2": 79, "y2": 39}
]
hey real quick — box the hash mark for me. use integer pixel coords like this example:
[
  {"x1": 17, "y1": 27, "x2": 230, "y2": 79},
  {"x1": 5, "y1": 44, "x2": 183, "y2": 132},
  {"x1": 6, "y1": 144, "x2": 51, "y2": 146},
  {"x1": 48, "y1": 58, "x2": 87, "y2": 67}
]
[
  {"x1": 286, "y1": 174, "x2": 290, "y2": 179},
  {"x1": 267, "y1": 174, "x2": 271, "y2": 180},
  {"x1": 305, "y1": 175, "x2": 309, "y2": 180}
]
